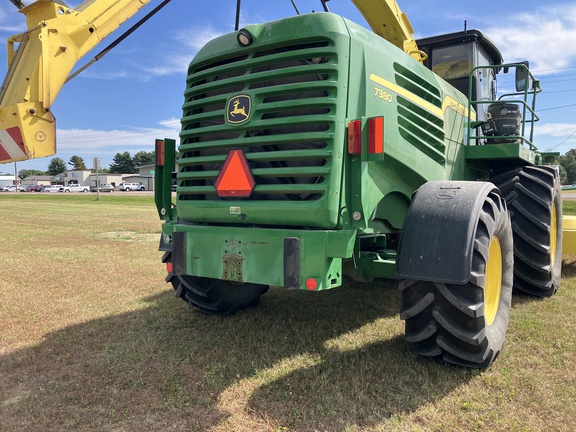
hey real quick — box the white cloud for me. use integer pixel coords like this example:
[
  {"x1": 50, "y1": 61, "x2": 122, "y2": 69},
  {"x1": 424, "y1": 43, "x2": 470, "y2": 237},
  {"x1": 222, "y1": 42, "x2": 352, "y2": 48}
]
[
  {"x1": 176, "y1": 26, "x2": 226, "y2": 52},
  {"x1": 0, "y1": 5, "x2": 25, "y2": 33},
  {"x1": 78, "y1": 69, "x2": 129, "y2": 80},
  {"x1": 535, "y1": 123, "x2": 576, "y2": 137},
  {"x1": 55, "y1": 119, "x2": 180, "y2": 157},
  {"x1": 132, "y1": 26, "x2": 227, "y2": 79},
  {"x1": 485, "y1": 5, "x2": 576, "y2": 74}
]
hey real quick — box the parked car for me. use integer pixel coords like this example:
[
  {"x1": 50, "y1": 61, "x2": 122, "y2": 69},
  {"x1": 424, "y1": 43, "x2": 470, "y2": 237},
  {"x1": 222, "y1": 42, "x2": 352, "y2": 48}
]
[
  {"x1": 28, "y1": 185, "x2": 44, "y2": 192},
  {"x1": 42, "y1": 185, "x2": 62, "y2": 193},
  {"x1": 1, "y1": 185, "x2": 26, "y2": 192},
  {"x1": 118, "y1": 182, "x2": 145, "y2": 191},
  {"x1": 90, "y1": 184, "x2": 114, "y2": 192},
  {"x1": 36, "y1": 185, "x2": 52, "y2": 192},
  {"x1": 60, "y1": 184, "x2": 90, "y2": 193}
]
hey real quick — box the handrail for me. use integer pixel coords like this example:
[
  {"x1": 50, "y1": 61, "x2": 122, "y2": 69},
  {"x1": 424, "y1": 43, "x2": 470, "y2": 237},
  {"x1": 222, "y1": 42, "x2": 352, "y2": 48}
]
[{"x1": 467, "y1": 63, "x2": 540, "y2": 151}]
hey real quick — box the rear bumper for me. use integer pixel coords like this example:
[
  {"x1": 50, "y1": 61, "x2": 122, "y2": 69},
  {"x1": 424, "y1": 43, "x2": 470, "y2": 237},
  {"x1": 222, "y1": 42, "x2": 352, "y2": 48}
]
[{"x1": 161, "y1": 223, "x2": 356, "y2": 290}]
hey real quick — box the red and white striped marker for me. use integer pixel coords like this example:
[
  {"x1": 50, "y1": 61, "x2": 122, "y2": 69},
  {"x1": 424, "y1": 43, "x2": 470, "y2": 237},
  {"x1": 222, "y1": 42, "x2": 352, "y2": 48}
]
[{"x1": 0, "y1": 126, "x2": 26, "y2": 162}]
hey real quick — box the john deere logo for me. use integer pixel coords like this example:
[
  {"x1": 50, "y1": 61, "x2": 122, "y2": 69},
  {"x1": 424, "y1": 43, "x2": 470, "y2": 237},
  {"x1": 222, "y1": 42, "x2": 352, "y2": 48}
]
[{"x1": 227, "y1": 95, "x2": 251, "y2": 124}]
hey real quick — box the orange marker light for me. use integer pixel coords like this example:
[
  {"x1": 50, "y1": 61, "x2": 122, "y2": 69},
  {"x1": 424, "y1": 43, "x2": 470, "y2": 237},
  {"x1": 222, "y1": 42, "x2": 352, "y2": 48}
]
[
  {"x1": 347, "y1": 120, "x2": 362, "y2": 155},
  {"x1": 156, "y1": 140, "x2": 165, "y2": 167},
  {"x1": 215, "y1": 150, "x2": 255, "y2": 197}
]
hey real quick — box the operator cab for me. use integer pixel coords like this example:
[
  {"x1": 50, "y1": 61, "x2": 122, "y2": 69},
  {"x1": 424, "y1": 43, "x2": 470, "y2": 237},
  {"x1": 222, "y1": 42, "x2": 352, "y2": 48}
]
[{"x1": 417, "y1": 29, "x2": 502, "y2": 123}]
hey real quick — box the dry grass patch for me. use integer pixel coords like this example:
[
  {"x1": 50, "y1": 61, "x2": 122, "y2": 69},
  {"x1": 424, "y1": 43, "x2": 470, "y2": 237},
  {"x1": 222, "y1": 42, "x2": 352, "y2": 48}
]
[{"x1": 1, "y1": 194, "x2": 575, "y2": 431}]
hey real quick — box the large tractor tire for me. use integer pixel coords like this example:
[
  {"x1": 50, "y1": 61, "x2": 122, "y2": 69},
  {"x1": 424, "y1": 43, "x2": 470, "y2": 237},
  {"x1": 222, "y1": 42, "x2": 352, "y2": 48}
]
[
  {"x1": 491, "y1": 166, "x2": 562, "y2": 297},
  {"x1": 163, "y1": 252, "x2": 269, "y2": 315},
  {"x1": 400, "y1": 190, "x2": 514, "y2": 368}
]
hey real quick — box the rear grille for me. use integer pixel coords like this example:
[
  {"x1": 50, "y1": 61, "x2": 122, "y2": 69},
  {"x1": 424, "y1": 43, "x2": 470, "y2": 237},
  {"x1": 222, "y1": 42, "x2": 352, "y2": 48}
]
[
  {"x1": 393, "y1": 63, "x2": 446, "y2": 165},
  {"x1": 178, "y1": 40, "x2": 339, "y2": 202}
]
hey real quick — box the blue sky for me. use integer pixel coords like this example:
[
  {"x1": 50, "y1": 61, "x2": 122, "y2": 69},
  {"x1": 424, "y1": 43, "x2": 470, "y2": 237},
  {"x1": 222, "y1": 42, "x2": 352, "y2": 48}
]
[{"x1": 1, "y1": 0, "x2": 575, "y2": 173}]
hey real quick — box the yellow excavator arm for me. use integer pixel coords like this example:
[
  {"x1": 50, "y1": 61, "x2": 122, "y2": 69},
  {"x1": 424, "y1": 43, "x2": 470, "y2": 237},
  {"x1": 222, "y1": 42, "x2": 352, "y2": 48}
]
[
  {"x1": 0, "y1": 0, "x2": 420, "y2": 164},
  {"x1": 0, "y1": 0, "x2": 151, "y2": 163}
]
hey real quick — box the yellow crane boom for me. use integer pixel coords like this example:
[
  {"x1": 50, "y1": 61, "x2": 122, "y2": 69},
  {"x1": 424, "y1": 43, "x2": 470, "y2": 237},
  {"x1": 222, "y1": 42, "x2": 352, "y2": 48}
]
[
  {"x1": 0, "y1": 0, "x2": 151, "y2": 163},
  {"x1": 351, "y1": 0, "x2": 425, "y2": 62}
]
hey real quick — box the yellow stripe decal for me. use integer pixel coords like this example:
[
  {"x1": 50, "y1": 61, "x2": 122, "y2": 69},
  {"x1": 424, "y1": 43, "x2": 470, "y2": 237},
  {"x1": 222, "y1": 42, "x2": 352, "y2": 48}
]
[
  {"x1": 369, "y1": 73, "x2": 476, "y2": 121},
  {"x1": 370, "y1": 73, "x2": 443, "y2": 118},
  {"x1": 442, "y1": 96, "x2": 476, "y2": 121}
]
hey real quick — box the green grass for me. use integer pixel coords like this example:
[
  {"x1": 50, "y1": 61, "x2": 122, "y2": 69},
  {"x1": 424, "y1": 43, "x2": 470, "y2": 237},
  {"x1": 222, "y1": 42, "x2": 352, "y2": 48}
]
[{"x1": 1, "y1": 194, "x2": 575, "y2": 431}]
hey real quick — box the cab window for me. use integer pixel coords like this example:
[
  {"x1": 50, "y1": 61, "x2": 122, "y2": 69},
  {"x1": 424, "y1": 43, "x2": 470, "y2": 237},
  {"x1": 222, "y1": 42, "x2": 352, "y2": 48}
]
[
  {"x1": 477, "y1": 46, "x2": 496, "y2": 101},
  {"x1": 431, "y1": 44, "x2": 472, "y2": 80}
]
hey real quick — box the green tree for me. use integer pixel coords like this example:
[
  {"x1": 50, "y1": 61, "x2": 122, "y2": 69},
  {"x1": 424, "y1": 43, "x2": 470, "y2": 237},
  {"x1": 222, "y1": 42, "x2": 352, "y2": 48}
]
[
  {"x1": 47, "y1": 157, "x2": 67, "y2": 176},
  {"x1": 18, "y1": 169, "x2": 46, "y2": 180},
  {"x1": 109, "y1": 152, "x2": 136, "y2": 173},
  {"x1": 133, "y1": 150, "x2": 155, "y2": 168},
  {"x1": 559, "y1": 164, "x2": 568, "y2": 185},
  {"x1": 558, "y1": 149, "x2": 576, "y2": 185},
  {"x1": 68, "y1": 155, "x2": 87, "y2": 170}
]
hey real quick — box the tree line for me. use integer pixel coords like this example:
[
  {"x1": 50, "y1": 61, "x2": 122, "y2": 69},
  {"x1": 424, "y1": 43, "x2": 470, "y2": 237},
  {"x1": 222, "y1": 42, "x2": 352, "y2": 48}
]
[
  {"x1": 15, "y1": 151, "x2": 155, "y2": 179},
  {"x1": 8, "y1": 149, "x2": 576, "y2": 182}
]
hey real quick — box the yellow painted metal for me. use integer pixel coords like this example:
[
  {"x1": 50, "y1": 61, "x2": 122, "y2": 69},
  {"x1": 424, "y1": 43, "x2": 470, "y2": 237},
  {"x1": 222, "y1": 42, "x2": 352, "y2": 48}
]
[
  {"x1": 485, "y1": 236, "x2": 502, "y2": 326},
  {"x1": 0, "y1": 0, "x2": 151, "y2": 163},
  {"x1": 562, "y1": 215, "x2": 576, "y2": 255},
  {"x1": 351, "y1": 0, "x2": 425, "y2": 62},
  {"x1": 551, "y1": 203, "x2": 557, "y2": 263}
]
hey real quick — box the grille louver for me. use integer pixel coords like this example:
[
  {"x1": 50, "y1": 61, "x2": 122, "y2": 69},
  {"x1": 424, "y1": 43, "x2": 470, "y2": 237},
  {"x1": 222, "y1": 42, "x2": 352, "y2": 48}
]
[
  {"x1": 393, "y1": 62, "x2": 446, "y2": 165},
  {"x1": 178, "y1": 40, "x2": 339, "y2": 202}
]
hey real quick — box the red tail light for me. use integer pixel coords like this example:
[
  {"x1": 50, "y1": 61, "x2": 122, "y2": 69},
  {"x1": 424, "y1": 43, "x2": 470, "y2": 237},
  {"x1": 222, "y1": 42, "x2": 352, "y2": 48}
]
[
  {"x1": 348, "y1": 120, "x2": 362, "y2": 155},
  {"x1": 368, "y1": 116, "x2": 384, "y2": 154}
]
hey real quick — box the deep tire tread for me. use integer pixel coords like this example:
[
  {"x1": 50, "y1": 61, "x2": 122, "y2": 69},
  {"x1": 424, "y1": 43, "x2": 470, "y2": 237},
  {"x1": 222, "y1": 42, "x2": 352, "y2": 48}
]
[
  {"x1": 401, "y1": 191, "x2": 514, "y2": 368},
  {"x1": 491, "y1": 166, "x2": 562, "y2": 297}
]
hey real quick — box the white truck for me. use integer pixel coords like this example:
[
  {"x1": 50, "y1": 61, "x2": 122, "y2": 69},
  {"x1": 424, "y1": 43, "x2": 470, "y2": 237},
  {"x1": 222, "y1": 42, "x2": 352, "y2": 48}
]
[{"x1": 60, "y1": 184, "x2": 90, "y2": 193}]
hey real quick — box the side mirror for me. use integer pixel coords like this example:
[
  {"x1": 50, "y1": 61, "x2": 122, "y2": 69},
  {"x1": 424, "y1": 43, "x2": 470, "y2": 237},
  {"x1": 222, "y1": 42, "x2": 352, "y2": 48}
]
[{"x1": 515, "y1": 61, "x2": 532, "y2": 92}]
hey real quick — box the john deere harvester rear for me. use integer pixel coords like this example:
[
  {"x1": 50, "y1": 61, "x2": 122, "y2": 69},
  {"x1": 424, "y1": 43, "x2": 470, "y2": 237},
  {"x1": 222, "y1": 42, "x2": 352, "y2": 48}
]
[{"x1": 154, "y1": 12, "x2": 562, "y2": 368}]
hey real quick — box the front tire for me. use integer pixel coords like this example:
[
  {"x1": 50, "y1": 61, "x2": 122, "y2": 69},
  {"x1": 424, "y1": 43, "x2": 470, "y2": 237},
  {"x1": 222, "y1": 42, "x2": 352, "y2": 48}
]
[
  {"x1": 491, "y1": 166, "x2": 562, "y2": 297},
  {"x1": 400, "y1": 190, "x2": 513, "y2": 368}
]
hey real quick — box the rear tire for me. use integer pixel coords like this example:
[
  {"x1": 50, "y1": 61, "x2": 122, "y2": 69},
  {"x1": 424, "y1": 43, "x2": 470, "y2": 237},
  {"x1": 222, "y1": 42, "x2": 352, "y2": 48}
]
[
  {"x1": 400, "y1": 190, "x2": 513, "y2": 368},
  {"x1": 164, "y1": 252, "x2": 269, "y2": 315},
  {"x1": 491, "y1": 166, "x2": 562, "y2": 297},
  {"x1": 173, "y1": 276, "x2": 269, "y2": 315}
]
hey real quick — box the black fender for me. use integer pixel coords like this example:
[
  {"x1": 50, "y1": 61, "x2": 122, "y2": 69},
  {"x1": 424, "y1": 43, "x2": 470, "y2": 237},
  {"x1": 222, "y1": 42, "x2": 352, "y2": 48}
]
[{"x1": 397, "y1": 181, "x2": 503, "y2": 284}]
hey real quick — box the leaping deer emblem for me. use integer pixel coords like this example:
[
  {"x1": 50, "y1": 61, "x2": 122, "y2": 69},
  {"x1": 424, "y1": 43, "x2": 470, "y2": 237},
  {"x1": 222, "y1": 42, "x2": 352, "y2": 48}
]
[
  {"x1": 230, "y1": 99, "x2": 247, "y2": 118},
  {"x1": 227, "y1": 95, "x2": 251, "y2": 123}
]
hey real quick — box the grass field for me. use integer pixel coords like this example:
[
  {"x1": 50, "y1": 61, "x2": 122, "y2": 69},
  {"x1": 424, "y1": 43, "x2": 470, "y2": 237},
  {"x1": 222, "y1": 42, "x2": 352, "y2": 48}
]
[{"x1": 1, "y1": 194, "x2": 575, "y2": 431}]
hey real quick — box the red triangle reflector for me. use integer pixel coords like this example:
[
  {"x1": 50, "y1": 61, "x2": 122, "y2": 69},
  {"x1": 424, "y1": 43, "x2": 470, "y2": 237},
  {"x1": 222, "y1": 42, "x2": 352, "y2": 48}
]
[{"x1": 215, "y1": 150, "x2": 255, "y2": 197}]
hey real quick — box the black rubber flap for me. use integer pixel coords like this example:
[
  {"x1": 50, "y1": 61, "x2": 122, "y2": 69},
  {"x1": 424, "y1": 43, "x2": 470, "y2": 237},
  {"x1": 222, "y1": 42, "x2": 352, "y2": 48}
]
[{"x1": 397, "y1": 181, "x2": 497, "y2": 284}]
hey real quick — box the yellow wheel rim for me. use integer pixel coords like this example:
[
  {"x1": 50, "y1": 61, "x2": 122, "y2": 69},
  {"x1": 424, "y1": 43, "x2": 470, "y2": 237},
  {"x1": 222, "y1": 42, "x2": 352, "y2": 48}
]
[
  {"x1": 485, "y1": 236, "x2": 502, "y2": 326},
  {"x1": 551, "y1": 203, "x2": 557, "y2": 265}
]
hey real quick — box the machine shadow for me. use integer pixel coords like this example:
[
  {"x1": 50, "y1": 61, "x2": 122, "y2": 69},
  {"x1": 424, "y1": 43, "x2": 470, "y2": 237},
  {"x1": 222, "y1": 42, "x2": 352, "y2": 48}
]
[
  {"x1": 247, "y1": 336, "x2": 476, "y2": 430},
  {"x1": 0, "y1": 277, "x2": 474, "y2": 431}
]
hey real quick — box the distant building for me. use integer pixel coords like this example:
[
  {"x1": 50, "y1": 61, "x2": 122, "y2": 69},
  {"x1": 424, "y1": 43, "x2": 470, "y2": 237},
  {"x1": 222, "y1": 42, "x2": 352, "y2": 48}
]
[
  {"x1": 88, "y1": 173, "x2": 124, "y2": 188},
  {"x1": 21, "y1": 175, "x2": 51, "y2": 187},
  {"x1": 0, "y1": 175, "x2": 19, "y2": 188}
]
